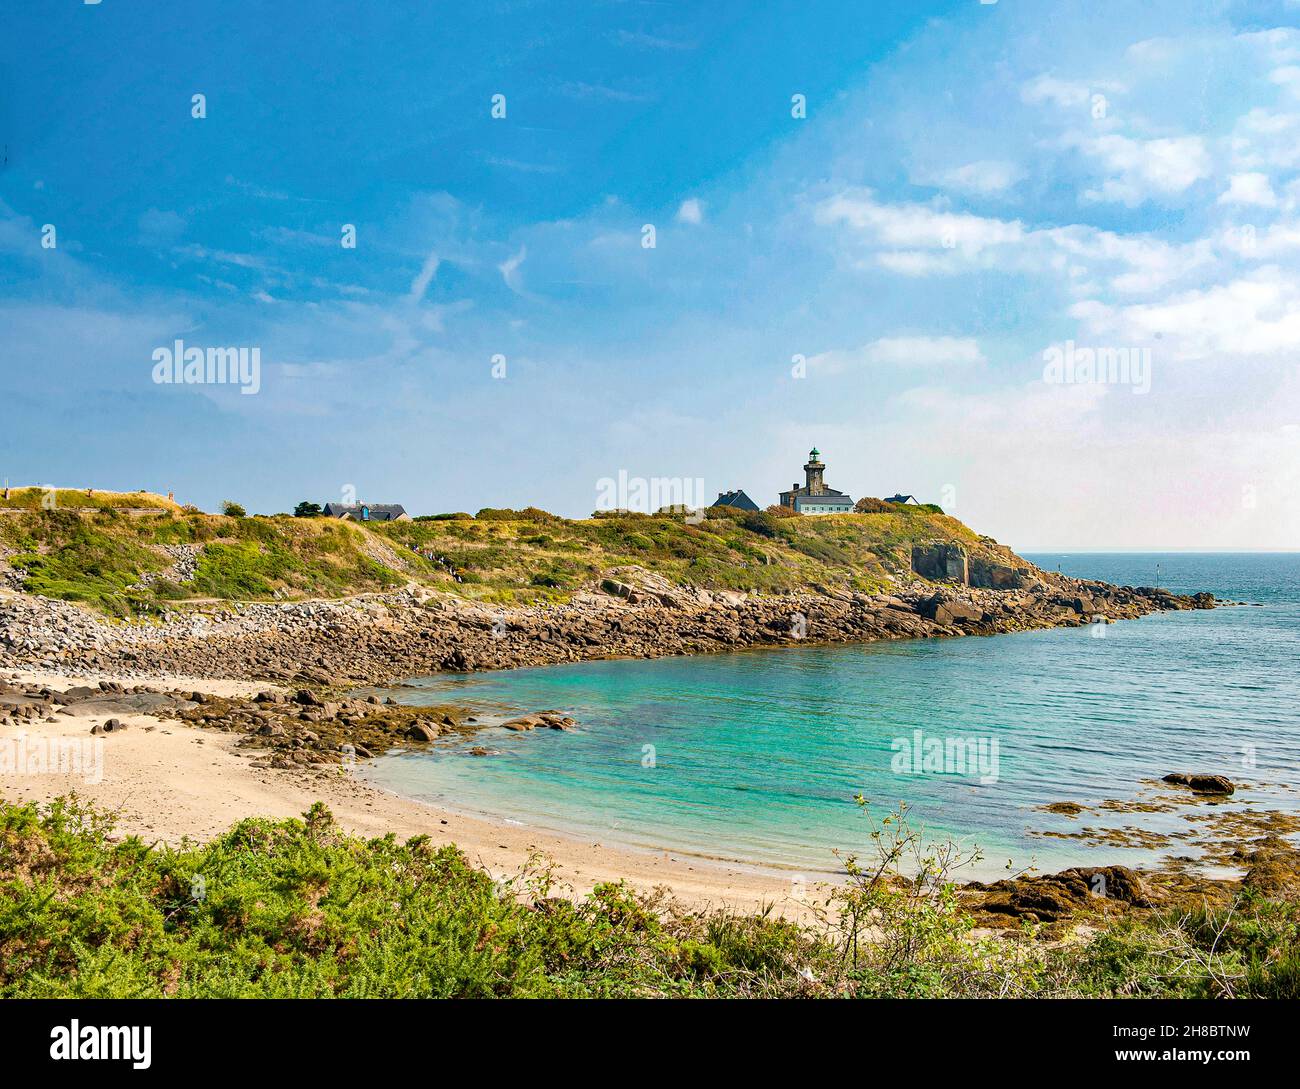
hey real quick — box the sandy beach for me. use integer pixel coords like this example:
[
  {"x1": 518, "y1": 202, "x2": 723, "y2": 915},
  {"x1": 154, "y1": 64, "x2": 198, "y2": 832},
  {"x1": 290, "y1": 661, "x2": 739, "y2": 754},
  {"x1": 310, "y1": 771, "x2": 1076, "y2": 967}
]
[{"x1": 0, "y1": 667, "x2": 828, "y2": 921}]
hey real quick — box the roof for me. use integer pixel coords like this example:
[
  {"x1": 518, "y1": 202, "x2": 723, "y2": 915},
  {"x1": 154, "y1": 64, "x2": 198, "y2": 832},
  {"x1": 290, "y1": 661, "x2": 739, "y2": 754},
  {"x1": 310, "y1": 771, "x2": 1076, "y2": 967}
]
[
  {"x1": 782, "y1": 486, "x2": 848, "y2": 498},
  {"x1": 322, "y1": 502, "x2": 408, "y2": 521},
  {"x1": 795, "y1": 494, "x2": 854, "y2": 506},
  {"x1": 885, "y1": 494, "x2": 918, "y2": 504},
  {"x1": 712, "y1": 490, "x2": 760, "y2": 511}
]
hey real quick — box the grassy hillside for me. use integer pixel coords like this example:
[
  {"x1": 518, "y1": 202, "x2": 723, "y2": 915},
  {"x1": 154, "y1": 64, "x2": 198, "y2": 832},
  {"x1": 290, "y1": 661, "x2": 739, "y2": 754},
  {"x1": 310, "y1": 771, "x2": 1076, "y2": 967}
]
[
  {"x1": 0, "y1": 487, "x2": 184, "y2": 514},
  {"x1": 0, "y1": 497, "x2": 1027, "y2": 617},
  {"x1": 3, "y1": 797, "x2": 1295, "y2": 998}
]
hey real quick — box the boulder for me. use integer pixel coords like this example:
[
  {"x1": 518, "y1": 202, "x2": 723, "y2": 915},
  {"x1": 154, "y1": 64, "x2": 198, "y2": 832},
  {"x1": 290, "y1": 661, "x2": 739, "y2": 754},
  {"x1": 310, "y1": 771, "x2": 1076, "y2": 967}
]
[
  {"x1": 1162, "y1": 773, "x2": 1235, "y2": 795},
  {"x1": 406, "y1": 722, "x2": 440, "y2": 742},
  {"x1": 919, "y1": 594, "x2": 983, "y2": 626},
  {"x1": 911, "y1": 543, "x2": 969, "y2": 585},
  {"x1": 964, "y1": 865, "x2": 1150, "y2": 925}
]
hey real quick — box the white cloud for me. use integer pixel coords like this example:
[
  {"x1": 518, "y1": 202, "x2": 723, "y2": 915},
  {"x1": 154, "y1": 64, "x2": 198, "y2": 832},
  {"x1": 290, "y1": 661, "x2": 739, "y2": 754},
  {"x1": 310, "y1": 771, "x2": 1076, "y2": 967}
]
[
  {"x1": 814, "y1": 188, "x2": 1211, "y2": 293},
  {"x1": 1269, "y1": 65, "x2": 1300, "y2": 96},
  {"x1": 814, "y1": 189, "x2": 1023, "y2": 255},
  {"x1": 1229, "y1": 108, "x2": 1300, "y2": 171},
  {"x1": 1072, "y1": 133, "x2": 1211, "y2": 205},
  {"x1": 810, "y1": 336, "x2": 984, "y2": 373},
  {"x1": 1218, "y1": 172, "x2": 1278, "y2": 208},
  {"x1": 676, "y1": 198, "x2": 704, "y2": 225},
  {"x1": 408, "y1": 249, "x2": 441, "y2": 301},
  {"x1": 927, "y1": 160, "x2": 1023, "y2": 196},
  {"x1": 1072, "y1": 267, "x2": 1300, "y2": 359},
  {"x1": 1020, "y1": 75, "x2": 1094, "y2": 109},
  {"x1": 499, "y1": 245, "x2": 527, "y2": 294},
  {"x1": 1045, "y1": 225, "x2": 1214, "y2": 294}
]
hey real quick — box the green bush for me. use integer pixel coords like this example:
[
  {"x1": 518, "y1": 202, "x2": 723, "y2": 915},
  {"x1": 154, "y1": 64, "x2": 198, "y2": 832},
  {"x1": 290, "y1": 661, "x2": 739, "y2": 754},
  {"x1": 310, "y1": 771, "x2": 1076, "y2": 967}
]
[
  {"x1": 740, "y1": 511, "x2": 792, "y2": 540},
  {"x1": 475, "y1": 507, "x2": 561, "y2": 524},
  {"x1": 3, "y1": 797, "x2": 1294, "y2": 999},
  {"x1": 0, "y1": 799, "x2": 817, "y2": 998},
  {"x1": 854, "y1": 497, "x2": 893, "y2": 514}
]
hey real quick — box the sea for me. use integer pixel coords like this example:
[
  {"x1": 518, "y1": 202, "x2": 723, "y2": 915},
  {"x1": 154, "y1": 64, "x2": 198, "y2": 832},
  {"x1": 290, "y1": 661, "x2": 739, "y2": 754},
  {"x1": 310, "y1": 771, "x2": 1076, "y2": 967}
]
[{"x1": 356, "y1": 554, "x2": 1300, "y2": 879}]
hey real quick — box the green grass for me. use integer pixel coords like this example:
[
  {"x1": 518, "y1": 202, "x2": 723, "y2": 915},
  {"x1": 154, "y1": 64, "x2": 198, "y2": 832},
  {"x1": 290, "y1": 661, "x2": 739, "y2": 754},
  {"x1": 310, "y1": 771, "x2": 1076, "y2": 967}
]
[
  {"x1": 1, "y1": 498, "x2": 1022, "y2": 614},
  {"x1": 2, "y1": 797, "x2": 1295, "y2": 998},
  {"x1": 0, "y1": 487, "x2": 184, "y2": 513},
  {"x1": 4, "y1": 511, "x2": 167, "y2": 617}
]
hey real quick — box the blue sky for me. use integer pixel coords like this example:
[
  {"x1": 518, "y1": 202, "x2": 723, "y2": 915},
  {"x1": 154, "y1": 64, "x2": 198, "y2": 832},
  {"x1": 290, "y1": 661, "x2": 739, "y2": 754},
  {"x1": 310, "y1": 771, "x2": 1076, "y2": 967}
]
[{"x1": 3, "y1": 0, "x2": 1299, "y2": 548}]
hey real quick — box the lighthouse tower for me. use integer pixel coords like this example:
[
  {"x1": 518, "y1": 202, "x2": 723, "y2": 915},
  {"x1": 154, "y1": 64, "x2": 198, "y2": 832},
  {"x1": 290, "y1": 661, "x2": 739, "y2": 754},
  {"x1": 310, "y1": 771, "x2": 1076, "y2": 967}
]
[{"x1": 803, "y1": 448, "x2": 826, "y2": 495}]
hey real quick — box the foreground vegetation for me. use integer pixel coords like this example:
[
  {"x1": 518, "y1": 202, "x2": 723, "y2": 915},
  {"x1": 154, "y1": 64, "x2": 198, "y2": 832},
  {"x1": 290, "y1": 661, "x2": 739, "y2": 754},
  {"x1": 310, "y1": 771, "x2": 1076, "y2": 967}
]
[
  {"x1": 1, "y1": 798, "x2": 1295, "y2": 998},
  {"x1": 0, "y1": 487, "x2": 1022, "y2": 615}
]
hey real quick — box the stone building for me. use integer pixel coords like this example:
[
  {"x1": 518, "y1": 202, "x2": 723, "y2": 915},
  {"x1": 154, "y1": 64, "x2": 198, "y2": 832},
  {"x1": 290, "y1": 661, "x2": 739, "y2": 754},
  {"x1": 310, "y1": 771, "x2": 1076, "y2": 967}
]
[{"x1": 778, "y1": 448, "x2": 854, "y2": 514}]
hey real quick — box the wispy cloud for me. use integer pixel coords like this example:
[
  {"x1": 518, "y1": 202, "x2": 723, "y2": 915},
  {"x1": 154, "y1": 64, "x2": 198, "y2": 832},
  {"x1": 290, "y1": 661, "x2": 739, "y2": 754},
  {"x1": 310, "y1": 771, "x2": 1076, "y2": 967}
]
[
  {"x1": 409, "y1": 250, "x2": 441, "y2": 302},
  {"x1": 676, "y1": 198, "x2": 704, "y2": 225},
  {"x1": 499, "y1": 245, "x2": 527, "y2": 294}
]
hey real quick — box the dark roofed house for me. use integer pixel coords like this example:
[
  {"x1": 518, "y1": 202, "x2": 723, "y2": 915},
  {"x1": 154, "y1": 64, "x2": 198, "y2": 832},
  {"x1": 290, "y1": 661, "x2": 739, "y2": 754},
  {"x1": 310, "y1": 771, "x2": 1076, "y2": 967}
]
[
  {"x1": 712, "y1": 489, "x2": 760, "y2": 512},
  {"x1": 884, "y1": 494, "x2": 919, "y2": 505},
  {"x1": 323, "y1": 502, "x2": 410, "y2": 522}
]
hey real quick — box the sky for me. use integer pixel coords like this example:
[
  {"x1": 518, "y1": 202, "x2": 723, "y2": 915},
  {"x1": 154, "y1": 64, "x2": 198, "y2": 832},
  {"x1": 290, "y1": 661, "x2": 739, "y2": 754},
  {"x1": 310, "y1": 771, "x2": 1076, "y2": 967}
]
[{"x1": 2, "y1": 0, "x2": 1299, "y2": 550}]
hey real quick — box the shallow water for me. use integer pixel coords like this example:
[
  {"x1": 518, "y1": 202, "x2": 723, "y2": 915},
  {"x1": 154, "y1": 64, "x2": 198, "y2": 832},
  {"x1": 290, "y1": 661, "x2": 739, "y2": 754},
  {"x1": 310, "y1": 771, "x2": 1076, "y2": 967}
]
[{"x1": 358, "y1": 554, "x2": 1300, "y2": 879}]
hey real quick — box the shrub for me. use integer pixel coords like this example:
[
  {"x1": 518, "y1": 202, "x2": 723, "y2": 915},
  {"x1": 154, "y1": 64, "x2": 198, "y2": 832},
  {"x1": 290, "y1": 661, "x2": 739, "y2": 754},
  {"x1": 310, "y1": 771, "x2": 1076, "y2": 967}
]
[
  {"x1": 854, "y1": 497, "x2": 893, "y2": 514},
  {"x1": 475, "y1": 507, "x2": 562, "y2": 524},
  {"x1": 705, "y1": 505, "x2": 746, "y2": 521},
  {"x1": 740, "y1": 511, "x2": 793, "y2": 539},
  {"x1": 221, "y1": 501, "x2": 247, "y2": 517}
]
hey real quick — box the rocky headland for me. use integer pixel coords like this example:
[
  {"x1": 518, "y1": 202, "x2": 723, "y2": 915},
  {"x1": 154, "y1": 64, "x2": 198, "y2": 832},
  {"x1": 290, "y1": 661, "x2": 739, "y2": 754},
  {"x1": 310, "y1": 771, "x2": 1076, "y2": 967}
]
[{"x1": 0, "y1": 566, "x2": 1217, "y2": 687}]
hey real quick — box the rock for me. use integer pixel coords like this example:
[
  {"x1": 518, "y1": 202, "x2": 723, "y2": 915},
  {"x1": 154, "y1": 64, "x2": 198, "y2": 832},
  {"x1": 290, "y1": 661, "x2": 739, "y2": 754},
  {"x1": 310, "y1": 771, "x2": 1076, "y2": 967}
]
[
  {"x1": 1043, "y1": 802, "x2": 1085, "y2": 816},
  {"x1": 0, "y1": 556, "x2": 1217, "y2": 691},
  {"x1": 1240, "y1": 837, "x2": 1300, "y2": 900},
  {"x1": 964, "y1": 865, "x2": 1150, "y2": 926},
  {"x1": 406, "y1": 722, "x2": 439, "y2": 742},
  {"x1": 919, "y1": 594, "x2": 983, "y2": 626},
  {"x1": 1162, "y1": 773, "x2": 1235, "y2": 795},
  {"x1": 911, "y1": 543, "x2": 969, "y2": 584}
]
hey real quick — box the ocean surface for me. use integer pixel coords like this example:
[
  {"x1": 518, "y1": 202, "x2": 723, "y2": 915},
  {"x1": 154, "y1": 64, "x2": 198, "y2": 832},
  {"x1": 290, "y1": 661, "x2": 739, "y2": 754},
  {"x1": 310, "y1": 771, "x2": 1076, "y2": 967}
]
[{"x1": 358, "y1": 554, "x2": 1300, "y2": 879}]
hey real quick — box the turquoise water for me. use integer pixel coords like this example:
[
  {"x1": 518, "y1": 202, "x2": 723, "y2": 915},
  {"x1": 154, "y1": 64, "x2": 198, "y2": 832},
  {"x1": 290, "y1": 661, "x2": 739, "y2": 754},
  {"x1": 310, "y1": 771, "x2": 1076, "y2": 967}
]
[{"x1": 359, "y1": 554, "x2": 1300, "y2": 878}]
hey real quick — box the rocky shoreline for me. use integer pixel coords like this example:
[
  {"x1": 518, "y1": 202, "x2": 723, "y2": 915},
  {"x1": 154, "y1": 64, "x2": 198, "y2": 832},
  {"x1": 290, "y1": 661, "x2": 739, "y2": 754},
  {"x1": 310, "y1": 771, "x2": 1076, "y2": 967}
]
[{"x1": 0, "y1": 566, "x2": 1218, "y2": 687}]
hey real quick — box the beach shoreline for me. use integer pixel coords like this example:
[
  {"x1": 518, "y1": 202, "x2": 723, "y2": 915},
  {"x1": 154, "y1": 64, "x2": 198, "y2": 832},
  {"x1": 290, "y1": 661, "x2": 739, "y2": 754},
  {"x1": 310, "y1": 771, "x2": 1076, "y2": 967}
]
[
  {"x1": 4, "y1": 655, "x2": 1295, "y2": 932},
  {"x1": 0, "y1": 666, "x2": 832, "y2": 920}
]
